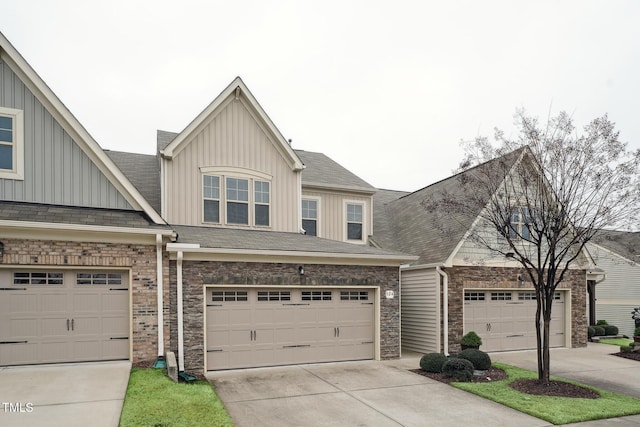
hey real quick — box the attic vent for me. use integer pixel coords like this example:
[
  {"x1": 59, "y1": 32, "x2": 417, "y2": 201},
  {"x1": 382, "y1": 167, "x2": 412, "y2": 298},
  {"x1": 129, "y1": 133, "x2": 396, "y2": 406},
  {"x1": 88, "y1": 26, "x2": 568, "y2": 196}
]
[{"x1": 235, "y1": 86, "x2": 241, "y2": 100}]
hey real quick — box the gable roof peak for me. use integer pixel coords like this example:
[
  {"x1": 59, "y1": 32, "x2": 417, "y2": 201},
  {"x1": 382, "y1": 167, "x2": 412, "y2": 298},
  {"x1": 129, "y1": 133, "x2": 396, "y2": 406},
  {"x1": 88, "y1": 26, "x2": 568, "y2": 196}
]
[{"x1": 159, "y1": 76, "x2": 303, "y2": 171}]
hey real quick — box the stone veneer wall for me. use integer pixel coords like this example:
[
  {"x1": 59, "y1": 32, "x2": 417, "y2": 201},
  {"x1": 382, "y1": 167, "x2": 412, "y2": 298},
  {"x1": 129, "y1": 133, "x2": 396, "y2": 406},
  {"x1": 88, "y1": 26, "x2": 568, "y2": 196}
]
[
  {"x1": 443, "y1": 266, "x2": 588, "y2": 353},
  {"x1": 1, "y1": 238, "x2": 170, "y2": 364},
  {"x1": 169, "y1": 261, "x2": 399, "y2": 373}
]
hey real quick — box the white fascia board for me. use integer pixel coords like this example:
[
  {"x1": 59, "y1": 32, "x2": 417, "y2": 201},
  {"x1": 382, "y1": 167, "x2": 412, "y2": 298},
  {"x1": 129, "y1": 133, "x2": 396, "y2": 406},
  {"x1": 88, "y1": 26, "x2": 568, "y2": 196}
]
[
  {"x1": 0, "y1": 219, "x2": 173, "y2": 236},
  {"x1": 302, "y1": 183, "x2": 376, "y2": 195},
  {"x1": 165, "y1": 245, "x2": 415, "y2": 266},
  {"x1": 0, "y1": 34, "x2": 165, "y2": 225},
  {"x1": 400, "y1": 262, "x2": 444, "y2": 271},
  {"x1": 161, "y1": 77, "x2": 303, "y2": 171}
]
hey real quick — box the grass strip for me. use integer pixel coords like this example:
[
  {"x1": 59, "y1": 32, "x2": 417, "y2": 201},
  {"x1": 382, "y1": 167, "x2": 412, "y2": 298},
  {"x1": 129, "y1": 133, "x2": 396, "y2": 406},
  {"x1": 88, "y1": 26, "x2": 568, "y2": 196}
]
[
  {"x1": 119, "y1": 368, "x2": 234, "y2": 427},
  {"x1": 598, "y1": 338, "x2": 633, "y2": 347},
  {"x1": 452, "y1": 363, "x2": 640, "y2": 425}
]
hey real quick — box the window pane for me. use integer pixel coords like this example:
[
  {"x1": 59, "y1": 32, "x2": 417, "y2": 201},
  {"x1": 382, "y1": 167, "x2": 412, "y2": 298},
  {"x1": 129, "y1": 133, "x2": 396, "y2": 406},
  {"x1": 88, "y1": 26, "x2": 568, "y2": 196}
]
[
  {"x1": 204, "y1": 200, "x2": 220, "y2": 222},
  {"x1": 227, "y1": 202, "x2": 248, "y2": 224},
  {"x1": 0, "y1": 129, "x2": 12, "y2": 143},
  {"x1": 0, "y1": 145, "x2": 12, "y2": 170},
  {"x1": 255, "y1": 204, "x2": 269, "y2": 226},
  {"x1": 302, "y1": 199, "x2": 317, "y2": 219},
  {"x1": 227, "y1": 178, "x2": 248, "y2": 201},
  {"x1": 255, "y1": 181, "x2": 270, "y2": 203},
  {"x1": 302, "y1": 219, "x2": 317, "y2": 236},
  {"x1": 203, "y1": 175, "x2": 220, "y2": 199},
  {"x1": 0, "y1": 116, "x2": 12, "y2": 130},
  {"x1": 347, "y1": 223, "x2": 362, "y2": 240},
  {"x1": 347, "y1": 204, "x2": 362, "y2": 222}
]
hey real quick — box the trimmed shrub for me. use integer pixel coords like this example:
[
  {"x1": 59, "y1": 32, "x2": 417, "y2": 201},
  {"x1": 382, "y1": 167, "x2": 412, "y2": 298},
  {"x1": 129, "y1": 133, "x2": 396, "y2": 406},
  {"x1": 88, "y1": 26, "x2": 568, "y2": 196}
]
[
  {"x1": 420, "y1": 353, "x2": 447, "y2": 373},
  {"x1": 587, "y1": 326, "x2": 596, "y2": 339},
  {"x1": 460, "y1": 331, "x2": 482, "y2": 349},
  {"x1": 621, "y1": 345, "x2": 634, "y2": 353},
  {"x1": 442, "y1": 358, "x2": 474, "y2": 382},
  {"x1": 634, "y1": 327, "x2": 640, "y2": 337},
  {"x1": 596, "y1": 320, "x2": 608, "y2": 326},
  {"x1": 593, "y1": 326, "x2": 606, "y2": 336},
  {"x1": 458, "y1": 349, "x2": 492, "y2": 370},
  {"x1": 604, "y1": 325, "x2": 619, "y2": 336}
]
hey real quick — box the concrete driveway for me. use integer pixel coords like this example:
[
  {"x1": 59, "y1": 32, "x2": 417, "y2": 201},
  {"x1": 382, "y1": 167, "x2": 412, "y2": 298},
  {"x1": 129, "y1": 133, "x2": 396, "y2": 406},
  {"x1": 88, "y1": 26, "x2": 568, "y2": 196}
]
[
  {"x1": 208, "y1": 344, "x2": 640, "y2": 427},
  {"x1": 0, "y1": 361, "x2": 130, "y2": 427},
  {"x1": 207, "y1": 356, "x2": 546, "y2": 427}
]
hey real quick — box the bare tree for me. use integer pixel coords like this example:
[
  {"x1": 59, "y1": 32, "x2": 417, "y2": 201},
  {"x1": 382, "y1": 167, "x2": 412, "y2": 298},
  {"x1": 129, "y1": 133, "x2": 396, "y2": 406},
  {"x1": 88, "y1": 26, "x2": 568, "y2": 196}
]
[{"x1": 426, "y1": 110, "x2": 640, "y2": 383}]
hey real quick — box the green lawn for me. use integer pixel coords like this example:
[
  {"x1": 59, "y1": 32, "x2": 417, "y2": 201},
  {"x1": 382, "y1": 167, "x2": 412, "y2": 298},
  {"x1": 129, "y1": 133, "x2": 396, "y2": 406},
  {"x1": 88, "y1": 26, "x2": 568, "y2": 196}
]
[
  {"x1": 453, "y1": 363, "x2": 640, "y2": 425},
  {"x1": 598, "y1": 338, "x2": 633, "y2": 347},
  {"x1": 119, "y1": 368, "x2": 234, "y2": 427}
]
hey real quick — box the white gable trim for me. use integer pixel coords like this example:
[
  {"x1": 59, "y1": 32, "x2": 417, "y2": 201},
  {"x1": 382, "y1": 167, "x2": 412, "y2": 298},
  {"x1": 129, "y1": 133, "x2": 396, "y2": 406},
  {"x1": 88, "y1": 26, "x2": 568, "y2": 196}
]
[
  {"x1": 0, "y1": 32, "x2": 165, "y2": 224},
  {"x1": 160, "y1": 77, "x2": 304, "y2": 172}
]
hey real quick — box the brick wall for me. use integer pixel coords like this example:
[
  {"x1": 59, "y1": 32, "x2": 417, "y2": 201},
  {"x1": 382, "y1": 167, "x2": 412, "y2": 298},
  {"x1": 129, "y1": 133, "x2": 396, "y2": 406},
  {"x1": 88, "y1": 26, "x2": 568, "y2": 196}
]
[
  {"x1": 444, "y1": 266, "x2": 587, "y2": 353},
  {"x1": 1, "y1": 238, "x2": 170, "y2": 365},
  {"x1": 169, "y1": 261, "x2": 399, "y2": 373}
]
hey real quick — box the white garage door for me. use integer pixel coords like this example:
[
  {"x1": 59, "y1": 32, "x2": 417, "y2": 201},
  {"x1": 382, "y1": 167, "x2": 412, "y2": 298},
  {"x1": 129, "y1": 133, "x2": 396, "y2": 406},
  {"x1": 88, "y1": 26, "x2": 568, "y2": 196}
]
[
  {"x1": 206, "y1": 288, "x2": 375, "y2": 370},
  {"x1": 0, "y1": 270, "x2": 130, "y2": 366},
  {"x1": 464, "y1": 290, "x2": 566, "y2": 352}
]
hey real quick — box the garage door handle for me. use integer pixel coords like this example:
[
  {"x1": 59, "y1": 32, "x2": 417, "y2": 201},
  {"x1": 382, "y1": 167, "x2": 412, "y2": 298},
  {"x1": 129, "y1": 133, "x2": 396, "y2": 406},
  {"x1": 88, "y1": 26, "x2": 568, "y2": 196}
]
[
  {"x1": 0, "y1": 287, "x2": 27, "y2": 291},
  {"x1": 207, "y1": 349, "x2": 223, "y2": 352},
  {"x1": 71, "y1": 319, "x2": 74, "y2": 331},
  {"x1": 0, "y1": 341, "x2": 28, "y2": 344},
  {"x1": 109, "y1": 288, "x2": 128, "y2": 291},
  {"x1": 110, "y1": 337, "x2": 128, "y2": 340},
  {"x1": 507, "y1": 334, "x2": 524, "y2": 338},
  {"x1": 67, "y1": 319, "x2": 70, "y2": 331}
]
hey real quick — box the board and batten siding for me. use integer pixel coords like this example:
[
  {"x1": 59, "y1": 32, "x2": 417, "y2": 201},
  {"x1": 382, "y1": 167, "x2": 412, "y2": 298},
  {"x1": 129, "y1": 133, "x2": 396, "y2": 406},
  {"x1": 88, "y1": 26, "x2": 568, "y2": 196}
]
[
  {"x1": 163, "y1": 97, "x2": 299, "y2": 231},
  {"x1": 0, "y1": 59, "x2": 132, "y2": 209},
  {"x1": 400, "y1": 267, "x2": 440, "y2": 353},
  {"x1": 590, "y1": 243, "x2": 640, "y2": 337},
  {"x1": 301, "y1": 189, "x2": 372, "y2": 242}
]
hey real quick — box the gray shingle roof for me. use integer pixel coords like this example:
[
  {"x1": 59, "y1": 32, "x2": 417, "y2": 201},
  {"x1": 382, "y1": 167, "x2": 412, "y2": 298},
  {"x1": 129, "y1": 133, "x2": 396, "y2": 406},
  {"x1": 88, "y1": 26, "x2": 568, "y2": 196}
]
[
  {"x1": 173, "y1": 224, "x2": 409, "y2": 258},
  {"x1": 0, "y1": 201, "x2": 168, "y2": 229},
  {"x1": 295, "y1": 150, "x2": 375, "y2": 193},
  {"x1": 157, "y1": 130, "x2": 178, "y2": 152},
  {"x1": 592, "y1": 229, "x2": 640, "y2": 263},
  {"x1": 371, "y1": 149, "x2": 523, "y2": 265},
  {"x1": 105, "y1": 150, "x2": 161, "y2": 213}
]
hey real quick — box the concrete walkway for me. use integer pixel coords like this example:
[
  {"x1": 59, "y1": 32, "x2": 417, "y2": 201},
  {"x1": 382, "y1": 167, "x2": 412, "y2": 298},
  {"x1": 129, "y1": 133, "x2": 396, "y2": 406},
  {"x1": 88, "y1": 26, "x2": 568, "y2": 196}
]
[
  {"x1": 208, "y1": 344, "x2": 640, "y2": 427},
  {"x1": 0, "y1": 361, "x2": 131, "y2": 427}
]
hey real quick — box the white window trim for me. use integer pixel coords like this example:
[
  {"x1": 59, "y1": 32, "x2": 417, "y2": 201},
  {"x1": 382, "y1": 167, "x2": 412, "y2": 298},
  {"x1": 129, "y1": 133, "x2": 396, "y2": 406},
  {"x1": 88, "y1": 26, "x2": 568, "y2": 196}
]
[
  {"x1": 343, "y1": 200, "x2": 366, "y2": 244},
  {"x1": 201, "y1": 170, "x2": 272, "y2": 228},
  {"x1": 301, "y1": 196, "x2": 321, "y2": 237},
  {"x1": 0, "y1": 106, "x2": 24, "y2": 180}
]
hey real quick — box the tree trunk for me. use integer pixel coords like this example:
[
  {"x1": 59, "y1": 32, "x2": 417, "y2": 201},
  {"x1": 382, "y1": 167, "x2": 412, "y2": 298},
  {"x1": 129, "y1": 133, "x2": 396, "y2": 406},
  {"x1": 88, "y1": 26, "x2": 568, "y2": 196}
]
[{"x1": 542, "y1": 317, "x2": 551, "y2": 384}]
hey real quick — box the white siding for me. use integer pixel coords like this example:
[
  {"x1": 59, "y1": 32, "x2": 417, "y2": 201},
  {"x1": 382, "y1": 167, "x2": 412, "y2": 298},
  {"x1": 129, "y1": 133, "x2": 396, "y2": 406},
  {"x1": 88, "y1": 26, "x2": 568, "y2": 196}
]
[
  {"x1": 301, "y1": 189, "x2": 372, "y2": 243},
  {"x1": 0, "y1": 60, "x2": 132, "y2": 209},
  {"x1": 591, "y1": 243, "x2": 640, "y2": 337},
  {"x1": 400, "y1": 268, "x2": 440, "y2": 353},
  {"x1": 164, "y1": 96, "x2": 299, "y2": 231}
]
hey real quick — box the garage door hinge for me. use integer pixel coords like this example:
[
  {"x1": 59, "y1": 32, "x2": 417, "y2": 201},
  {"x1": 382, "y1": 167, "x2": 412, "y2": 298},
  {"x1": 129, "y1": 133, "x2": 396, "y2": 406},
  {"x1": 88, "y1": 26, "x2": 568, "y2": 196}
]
[
  {"x1": 110, "y1": 337, "x2": 128, "y2": 340},
  {"x1": 0, "y1": 341, "x2": 28, "y2": 344}
]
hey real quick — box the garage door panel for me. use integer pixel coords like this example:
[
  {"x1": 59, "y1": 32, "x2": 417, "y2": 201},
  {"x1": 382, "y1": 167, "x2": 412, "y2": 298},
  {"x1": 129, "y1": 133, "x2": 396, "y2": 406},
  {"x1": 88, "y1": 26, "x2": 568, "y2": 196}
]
[
  {"x1": 206, "y1": 287, "x2": 375, "y2": 370},
  {"x1": 1, "y1": 270, "x2": 130, "y2": 366}
]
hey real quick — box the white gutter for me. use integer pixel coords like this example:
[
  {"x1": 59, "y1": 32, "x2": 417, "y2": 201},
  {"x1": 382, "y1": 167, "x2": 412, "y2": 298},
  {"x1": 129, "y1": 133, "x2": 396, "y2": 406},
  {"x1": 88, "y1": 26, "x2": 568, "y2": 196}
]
[
  {"x1": 0, "y1": 219, "x2": 174, "y2": 236},
  {"x1": 436, "y1": 266, "x2": 449, "y2": 356},
  {"x1": 177, "y1": 250, "x2": 185, "y2": 372},
  {"x1": 156, "y1": 234, "x2": 164, "y2": 357}
]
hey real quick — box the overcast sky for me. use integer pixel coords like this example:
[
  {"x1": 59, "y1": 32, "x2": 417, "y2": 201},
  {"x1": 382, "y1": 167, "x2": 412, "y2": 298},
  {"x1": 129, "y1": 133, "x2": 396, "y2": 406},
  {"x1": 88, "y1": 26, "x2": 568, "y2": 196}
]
[{"x1": 2, "y1": 1, "x2": 639, "y2": 192}]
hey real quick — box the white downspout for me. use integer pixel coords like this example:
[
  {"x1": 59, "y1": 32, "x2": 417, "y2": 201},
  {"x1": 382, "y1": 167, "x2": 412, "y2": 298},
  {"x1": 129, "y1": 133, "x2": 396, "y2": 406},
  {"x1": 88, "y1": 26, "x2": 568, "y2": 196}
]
[
  {"x1": 177, "y1": 250, "x2": 185, "y2": 372},
  {"x1": 156, "y1": 234, "x2": 164, "y2": 357},
  {"x1": 436, "y1": 266, "x2": 449, "y2": 356}
]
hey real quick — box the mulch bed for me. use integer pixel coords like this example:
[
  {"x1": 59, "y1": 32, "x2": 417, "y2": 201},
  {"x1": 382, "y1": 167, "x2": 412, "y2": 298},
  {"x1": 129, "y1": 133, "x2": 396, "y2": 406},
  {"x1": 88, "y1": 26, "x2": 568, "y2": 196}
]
[
  {"x1": 612, "y1": 351, "x2": 640, "y2": 361},
  {"x1": 411, "y1": 367, "x2": 600, "y2": 398}
]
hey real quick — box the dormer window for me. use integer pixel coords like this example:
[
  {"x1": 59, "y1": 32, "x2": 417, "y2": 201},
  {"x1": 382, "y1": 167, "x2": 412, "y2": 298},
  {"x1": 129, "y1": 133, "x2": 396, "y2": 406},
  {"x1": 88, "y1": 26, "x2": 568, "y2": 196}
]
[
  {"x1": 0, "y1": 107, "x2": 24, "y2": 180},
  {"x1": 346, "y1": 202, "x2": 364, "y2": 241}
]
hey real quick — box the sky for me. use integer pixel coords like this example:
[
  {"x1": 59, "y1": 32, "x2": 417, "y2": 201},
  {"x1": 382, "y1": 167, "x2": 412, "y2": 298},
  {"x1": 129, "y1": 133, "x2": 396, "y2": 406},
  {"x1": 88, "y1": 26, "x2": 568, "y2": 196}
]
[{"x1": 1, "y1": 1, "x2": 640, "y2": 192}]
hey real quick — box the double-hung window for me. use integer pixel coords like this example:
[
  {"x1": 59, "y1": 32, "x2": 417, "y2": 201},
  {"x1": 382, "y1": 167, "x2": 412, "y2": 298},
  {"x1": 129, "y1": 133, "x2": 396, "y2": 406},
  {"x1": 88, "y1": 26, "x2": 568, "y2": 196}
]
[
  {"x1": 346, "y1": 203, "x2": 363, "y2": 241},
  {"x1": 302, "y1": 199, "x2": 318, "y2": 236},
  {"x1": 203, "y1": 175, "x2": 220, "y2": 223},
  {"x1": 202, "y1": 172, "x2": 271, "y2": 227},
  {"x1": 508, "y1": 207, "x2": 531, "y2": 240},
  {"x1": 226, "y1": 177, "x2": 249, "y2": 224},
  {"x1": 0, "y1": 107, "x2": 24, "y2": 180}
]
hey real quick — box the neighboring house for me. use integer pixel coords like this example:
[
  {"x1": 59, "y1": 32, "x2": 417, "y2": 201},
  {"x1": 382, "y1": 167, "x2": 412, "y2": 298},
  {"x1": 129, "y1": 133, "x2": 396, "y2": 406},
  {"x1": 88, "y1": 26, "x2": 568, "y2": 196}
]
[
  {"x1": 371, "y1": 150, "x2": 590, "y2": 355},
  {"x1": 588, "y1": 230, "x2": 640, "y2": 337}
]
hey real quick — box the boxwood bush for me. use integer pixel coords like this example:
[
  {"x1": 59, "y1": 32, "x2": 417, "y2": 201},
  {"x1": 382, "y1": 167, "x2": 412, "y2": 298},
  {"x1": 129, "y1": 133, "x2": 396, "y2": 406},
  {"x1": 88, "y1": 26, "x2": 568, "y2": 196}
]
[
  {"x1": 420, "y1": 353, "x2": 447, "y2": 373},
  {"x1": 596, "y1": 320, "x2": 608, "y2": 326},
  {"x1": 587, "y1": 326, "x2": 596, "y2": 339},
  {"x1": 458, "y1": 349, "x2": 492, "y2": 370},
  {"x1": 604, "y1": 325, "x2": 619, "y2": 336},
  {"x1": 442, "y1": 358, "x2": 474, "y2": 382},
  {"x1": 593, "y1": 325, "x2": 606, "y2": 336}
]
